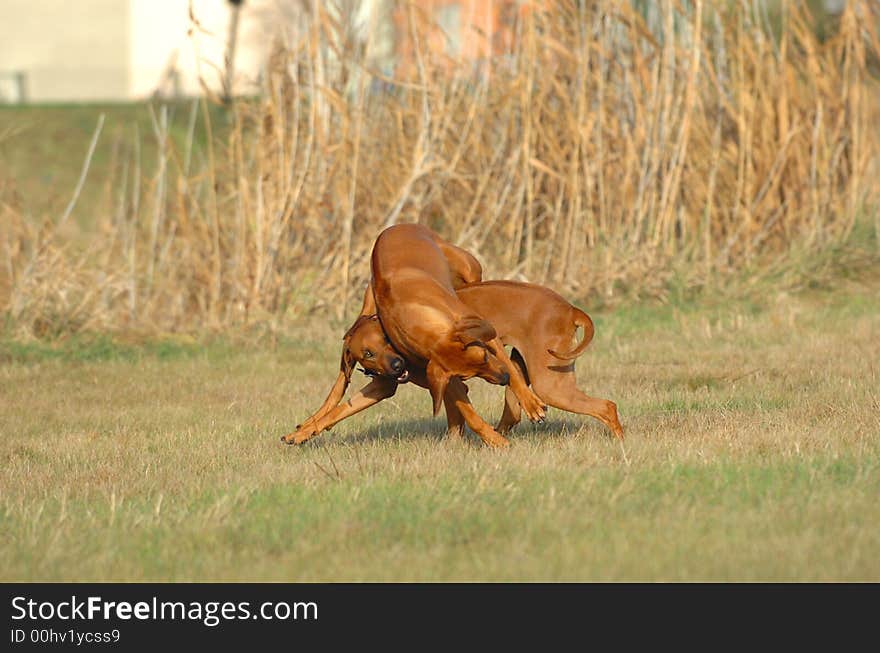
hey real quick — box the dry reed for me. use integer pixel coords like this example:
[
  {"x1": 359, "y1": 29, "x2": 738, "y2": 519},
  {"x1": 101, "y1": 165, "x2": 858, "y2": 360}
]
[{"x1": 2, "y1": 0, "x2": 878, "y2": 337}]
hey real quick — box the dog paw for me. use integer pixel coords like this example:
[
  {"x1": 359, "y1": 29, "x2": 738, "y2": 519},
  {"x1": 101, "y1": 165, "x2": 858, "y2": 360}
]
[
  {"x1": 480, "y1": 431, "x2": 511, "y2": 449},
  {"x1": 519, "y1": 390, "x2": 547, "y2": 423},
  {"x1": 281, "y1": 433, "x2": 311, "y2": 446},
  {"x1": 280, "y1": 432, "x2": 304, "y2": 445},
  {"x1": 281, "y1": 423, "x2": 320, "y2": 445}
]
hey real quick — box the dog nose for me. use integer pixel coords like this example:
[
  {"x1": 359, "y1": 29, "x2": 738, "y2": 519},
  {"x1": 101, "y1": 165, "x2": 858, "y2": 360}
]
[
  {"x1": 499, "y1": 372, "x2": 510, "y2": 386},
  {"x1": 390, "y1": 357, "x2": 405, "y2": 373}
]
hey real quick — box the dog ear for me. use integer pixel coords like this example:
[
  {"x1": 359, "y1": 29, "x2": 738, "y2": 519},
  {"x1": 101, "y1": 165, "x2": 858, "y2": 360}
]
[
  {"x1": 343, "y1": 313, "x2": 380, "y2": 340},
  {"x1": 340, "y1": 346, "x2": 356, "y2": 383},
  {"x1": 452, "y1": 316, "x2": 496, "y2": 349},
  {"x1": 343, "y1": 314, "x2": 370, "y2": 340},
  {"x1": 341, "y1": 313, "x2": 383, "y2": 382},
  {"x1": 425, "y1": 360, "x2": 450, "y2": 417}
]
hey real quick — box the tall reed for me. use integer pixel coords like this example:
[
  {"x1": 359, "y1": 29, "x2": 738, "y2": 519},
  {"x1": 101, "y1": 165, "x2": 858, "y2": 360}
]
[{"x1": 3, "y1": 0, "x2": 878, "y2": 336}]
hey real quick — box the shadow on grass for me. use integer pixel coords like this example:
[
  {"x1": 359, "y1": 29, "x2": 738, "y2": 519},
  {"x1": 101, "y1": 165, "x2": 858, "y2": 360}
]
[
  {"x1": 289, "y1": 417, "x2": 448, "y2": 449},
  {"x1": 290, "y1": 415, "x2": 610, "y2": 449},
  {"x1": 511, "y1": 418, "x2": 616, "y2": 442}
]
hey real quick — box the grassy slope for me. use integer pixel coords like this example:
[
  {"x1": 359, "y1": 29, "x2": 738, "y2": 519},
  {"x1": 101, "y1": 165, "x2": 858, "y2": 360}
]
[{"x1": 1, "y1": 282, "x2": 878, "y2": 581}]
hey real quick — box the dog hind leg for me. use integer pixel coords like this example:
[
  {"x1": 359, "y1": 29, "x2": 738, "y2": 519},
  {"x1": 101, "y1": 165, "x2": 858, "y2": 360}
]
[
  {"x1": 497, "y1": 349, "x2": 527, "y2": 434},
  {"x1": 529, "y1": 357, "x2": 624, "y2": 440}
]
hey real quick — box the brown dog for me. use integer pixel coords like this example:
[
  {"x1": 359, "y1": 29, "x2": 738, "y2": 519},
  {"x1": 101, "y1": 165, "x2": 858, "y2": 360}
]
[
  {"x1": 282, "y1": 224, "x2": 545, "y2": 447},
  {"x1": 287, "y1": 280, "x2": 623, "y2": 442},
  {"x1": 458, "y1": 281, "x2": 623, "y2": 439},
  {"x1": 280, "y1": 228, "x2": 484, "y2": 442}
]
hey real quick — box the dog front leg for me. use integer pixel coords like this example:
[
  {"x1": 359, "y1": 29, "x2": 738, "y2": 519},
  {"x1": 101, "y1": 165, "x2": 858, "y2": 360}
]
[
  {"x1": 485, "y1": 338, "x2": 546, "y2": 423},
  {"x1": 282, "y1": 377, "x2": 398, "y2": 445},
  {"x1": 497, "y1": 386, "x2": 522, "y2": 434},
  {"x1": 295, "y1": 369, "x2": 351, "y2": 433},
  {"x1": 444, "y1": 379, "x2": 510, "y2": 448}
]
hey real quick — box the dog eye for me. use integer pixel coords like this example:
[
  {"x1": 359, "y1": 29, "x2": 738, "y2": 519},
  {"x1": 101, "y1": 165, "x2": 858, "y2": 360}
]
[{"x1": 363, "y1": 350, "x2": 374, "y2": 359}]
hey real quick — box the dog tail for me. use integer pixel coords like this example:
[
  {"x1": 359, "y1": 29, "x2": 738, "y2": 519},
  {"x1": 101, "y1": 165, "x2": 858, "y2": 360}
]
[{"x1": 547, "y1": 309, "x2": 595, "y2": 360}]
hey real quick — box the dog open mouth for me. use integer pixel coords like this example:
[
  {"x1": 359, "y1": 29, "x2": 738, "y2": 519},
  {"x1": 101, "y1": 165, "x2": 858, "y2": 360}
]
[{"x1": 360, "y1": 367, "x2": 410, "y2": 384}]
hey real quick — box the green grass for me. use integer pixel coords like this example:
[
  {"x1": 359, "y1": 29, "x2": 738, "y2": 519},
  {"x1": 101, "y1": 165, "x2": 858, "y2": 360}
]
[
  {"x1": 1, "y1": 282, "x2": 878, "y2": 581},
  {"x1": 0, "y1": 333, "x2": 243, "y2": 365}
]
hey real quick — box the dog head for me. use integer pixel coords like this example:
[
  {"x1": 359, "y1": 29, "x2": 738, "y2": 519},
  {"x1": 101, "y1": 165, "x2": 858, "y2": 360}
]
[
  {"x1": 425, "y1": 315, "x2": 509, "y2": 416},
  {"x1": 342, "y1": 315, "x2": 410, "y2": 383}
]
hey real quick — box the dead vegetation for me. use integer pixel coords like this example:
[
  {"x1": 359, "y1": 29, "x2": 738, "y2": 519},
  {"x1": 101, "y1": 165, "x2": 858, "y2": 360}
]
[{"x1": 2, "y1": 0, "x2": 879, "y2": 336}]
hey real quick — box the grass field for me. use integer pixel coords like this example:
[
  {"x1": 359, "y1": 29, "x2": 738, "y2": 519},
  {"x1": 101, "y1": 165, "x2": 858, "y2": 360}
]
[{"x1": 2, "y1": 280, "x2": 878, "y2": 582}]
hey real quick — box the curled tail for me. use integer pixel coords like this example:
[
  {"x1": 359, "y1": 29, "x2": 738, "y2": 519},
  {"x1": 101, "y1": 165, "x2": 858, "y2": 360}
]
[{"x1": 548, "y1": 308, "x2": 595, "y2": 360}]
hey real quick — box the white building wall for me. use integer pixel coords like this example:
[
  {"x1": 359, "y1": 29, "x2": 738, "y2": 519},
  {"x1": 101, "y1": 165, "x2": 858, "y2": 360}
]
[
  {"x1": 0, "y1": 0, "x2": 391, "y2": 102},
  {"x1": 0, "y1": 0, "x2": 129, "y2": 102}
]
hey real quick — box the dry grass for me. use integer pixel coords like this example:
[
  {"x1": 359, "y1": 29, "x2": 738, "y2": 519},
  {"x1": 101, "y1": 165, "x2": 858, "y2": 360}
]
[
  {"x1": 1, "y1": 283, "x2": 878, "y2": 581},
  {"x1": 2, "y1": 0, "x2": 879, "y2": 336}
]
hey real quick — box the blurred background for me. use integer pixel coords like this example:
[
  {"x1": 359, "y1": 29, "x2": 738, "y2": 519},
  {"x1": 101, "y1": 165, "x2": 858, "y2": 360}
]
[
  {"x1": 0, "y1": 0, "x2": 521, "y2": 103},
  {"x1": 0, "y1": 1, "x2": 853, "y2": 104},
  {"x1": 1, "y1": 1, "x2": 878, "y2": 336}
]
